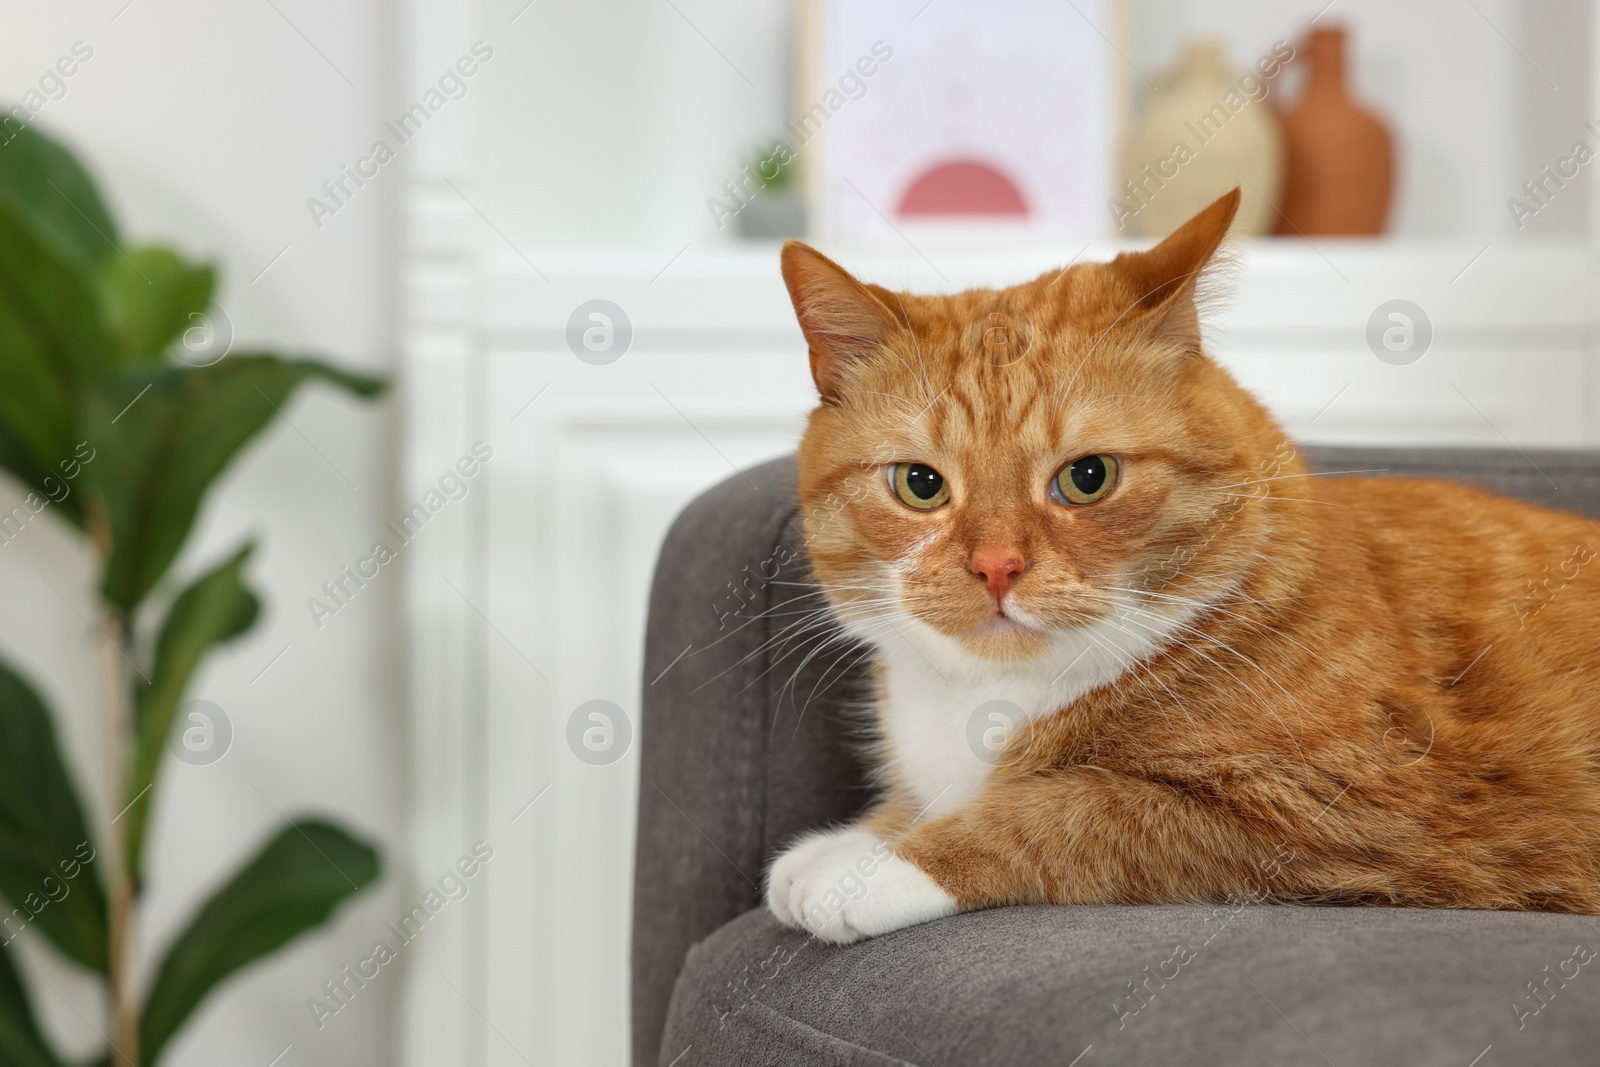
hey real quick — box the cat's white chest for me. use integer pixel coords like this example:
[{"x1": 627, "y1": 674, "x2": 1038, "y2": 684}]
[
  {"x1": 872, "y1": 607, "x2": 1191, "y2": 821},
  {"x1": 874, "y1": 638, "x2": 1091, "y2": 820},
  {"x1": 877, "y1": 664, "x2": 1018, "y2": 819}
]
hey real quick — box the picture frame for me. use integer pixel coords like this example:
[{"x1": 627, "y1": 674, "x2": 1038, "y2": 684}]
[{"x1": 796, "y1": 0, "x2": 1127, "y2": 241}]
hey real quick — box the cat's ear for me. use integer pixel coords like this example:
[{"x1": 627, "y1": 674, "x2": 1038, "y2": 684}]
[
  {"x1": 780, "y1": 241, "x2": 903, "y2": 401},
  {"x1": 1106, "y1": 187, "x2": 1240, "y2": 352}
]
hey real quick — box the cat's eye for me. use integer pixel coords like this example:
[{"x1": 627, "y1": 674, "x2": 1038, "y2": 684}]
[
  {"x1": 1052, "y1": 454, "x2": 1119, "y2": 505},
  {"x1": 889, "y1": 463, "x2": 950, "y2": 510}
]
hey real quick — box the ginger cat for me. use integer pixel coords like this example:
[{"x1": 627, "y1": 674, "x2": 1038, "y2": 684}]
[{"x1": 765, "y1": 189, "x2": 1600, "y2": 945}]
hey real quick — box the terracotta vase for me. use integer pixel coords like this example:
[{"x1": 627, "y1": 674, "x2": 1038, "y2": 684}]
[
  {"x1": 1119, "y1": 40, "x2": 1284, "y2": 237},
  {"x1": 1274, "y1": 27, "x2": 1394, "y2": 236}
]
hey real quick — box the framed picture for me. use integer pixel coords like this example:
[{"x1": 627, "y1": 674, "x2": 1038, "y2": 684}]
[{"x1": 799, "y1": 0, "x2": 1123, "y2": 240}]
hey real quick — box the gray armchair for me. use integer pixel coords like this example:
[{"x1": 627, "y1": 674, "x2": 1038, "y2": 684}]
[{"x1": 633, "y1": 447, "x2": 1600, "y2": 1067}]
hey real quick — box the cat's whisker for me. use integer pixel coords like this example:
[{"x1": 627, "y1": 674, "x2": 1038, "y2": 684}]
[
  {"x1": 1096, "y1": 584, "x2": 1358, "y2": 685},
  {"x1": 766, "y1": 604, "x2": 932, "y2": 725},
  {"x1": 1106, "y1": 609, "x2": 1310, "y2": 766},
  {"x1": 688, "y1": 588, "x2": 845, "y2": 659},
  {"x1": 1215, "y1": 493, "x2": 1350, "y2": 509},
  {"x1": 790, "y1": 638, "x2": 885, "y2": 743},
  {"x1": 1078, "y1": 621, "x2": 1211, "y2": 746},
  {"x1": 1207, "y1": 468, "x2": 1387, "y2": 491},
  {"x1": 691, "y1": 597, "x2": 892, "y2": 695},
  {"x1": 1090, "y1": 596, "x2": 1315, "y2": 761}
]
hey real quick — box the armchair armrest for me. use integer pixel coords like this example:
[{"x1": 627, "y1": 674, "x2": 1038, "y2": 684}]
[{"x1": 631, "y1": 456, "x2": 874, "y2": 1067}]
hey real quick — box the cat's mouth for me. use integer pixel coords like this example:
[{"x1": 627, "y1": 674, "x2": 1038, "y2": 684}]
[
  {"x1": 976, "y1": 608, "x2": 1037, "y2": 635},
  {"x1": 959, "y1": 596, "x2": 1104, "y2": 644},
  {"x1": 947, "y1": 604, "x2": 1057, "y2": 662}
]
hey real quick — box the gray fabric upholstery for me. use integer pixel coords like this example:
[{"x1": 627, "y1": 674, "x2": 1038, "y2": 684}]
[
  {"x1": 634, "y1": 447, "x2": 1600, "y2": 1067},
  {"x1": 661, "y1": 904, "x2": 1600, "y2": 1066}
]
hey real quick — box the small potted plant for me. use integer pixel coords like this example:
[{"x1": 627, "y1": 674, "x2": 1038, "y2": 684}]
[{"x1": 736, "y1": 139, "x2": 807, "y2": 239}]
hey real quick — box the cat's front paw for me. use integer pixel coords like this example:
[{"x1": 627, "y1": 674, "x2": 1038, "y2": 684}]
[{"x1": 765, "y1": 828, "x2": 957, "y2": 944}]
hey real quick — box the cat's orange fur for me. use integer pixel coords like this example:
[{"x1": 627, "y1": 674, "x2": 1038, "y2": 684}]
[{"x1": 772, "y1": 190, "x2": 1600, "y2": 938}]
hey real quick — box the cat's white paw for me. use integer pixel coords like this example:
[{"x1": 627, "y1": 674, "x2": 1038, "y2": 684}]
[{"x1": 766, "y1": 828, "x2": 957, "y2": 944}]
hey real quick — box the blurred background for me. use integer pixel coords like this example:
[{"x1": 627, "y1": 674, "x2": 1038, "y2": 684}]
[{"x1": 0, "y1": 0, "x2": 1593, "y2": 1065}]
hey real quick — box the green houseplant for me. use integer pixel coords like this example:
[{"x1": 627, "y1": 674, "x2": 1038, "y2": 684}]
[
  {"x1": 0, "y1": 122, "x2": 383, "y2": 1066},
  {"x1": 736, "y1": 139, "x2": 812, "y2": 238}
]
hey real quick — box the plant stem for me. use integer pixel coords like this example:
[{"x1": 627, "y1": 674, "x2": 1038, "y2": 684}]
[{"x1": 98, "y1": 609, "x2": 139, "y2": 1067}]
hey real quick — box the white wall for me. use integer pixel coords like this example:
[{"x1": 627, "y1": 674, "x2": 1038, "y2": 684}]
[
  {"x1": 0, "y1": 2, "x2": 403, "y2": 1065},
  {"x1": 470, "y1": 0, "x2": 795, "y2": 243}
]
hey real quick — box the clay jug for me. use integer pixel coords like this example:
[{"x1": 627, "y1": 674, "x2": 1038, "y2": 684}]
[
  {"x1": 1274, "y1": 27, "x2": 1394, "y2": 235},
  {"x1": 1118, "y1": 40, "x2": 1283, "y2": 236}
]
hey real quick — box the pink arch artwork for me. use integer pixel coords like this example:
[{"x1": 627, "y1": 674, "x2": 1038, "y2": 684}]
[{"x1": 896, "y1": 159, "x2": 1029, "y2": 217}]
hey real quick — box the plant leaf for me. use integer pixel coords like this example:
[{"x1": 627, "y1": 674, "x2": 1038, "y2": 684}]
[
  {"x1": 0, "y1": 121, "x2": 118, "y2": 269},
  {"x1": 81, "y1": 355, "x2": 385, "y2": 610},
  {"x1": 0, "y1": 658, "x2": 106, "y2": 972},
  {"x1": 141, "y1": 820, "x2": 379, "y2": 1063},
  {"x1": 0, "y1": 200, "x2": 111, "y2": 493},
  {"x1": 96, "y1": 248, "x2": 215, "y2": 366},
  {"x1": 0, "y1": 940, "x2": 63, "y2": 1067},
  {"x1": 126, "y1": 544, "x2": 260, "y2": 880},
  {"x1": 0, "y1": 420, "x2": 82, "y2": 531}
]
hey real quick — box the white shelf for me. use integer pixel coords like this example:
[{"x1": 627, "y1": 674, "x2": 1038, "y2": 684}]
[{"x1": 481, "y1": 238, "x2": 1594, "y2": 447}]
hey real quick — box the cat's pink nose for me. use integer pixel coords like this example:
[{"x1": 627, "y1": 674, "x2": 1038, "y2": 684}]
[{"x1": 969, "y1": 548, "x2": 1025, "y2": 605}]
